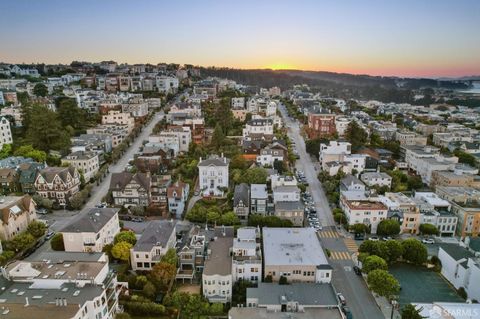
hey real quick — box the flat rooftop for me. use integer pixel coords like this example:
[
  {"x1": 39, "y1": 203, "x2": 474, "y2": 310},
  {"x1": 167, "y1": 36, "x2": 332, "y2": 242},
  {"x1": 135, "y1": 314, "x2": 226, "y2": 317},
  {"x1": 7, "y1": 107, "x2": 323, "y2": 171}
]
[
  {"x1": 344, "y1": 200, "x2": 387, "y2": 210},
  {"x1": 262, "y1": 228, "x2": 328, "y2": 266},
  {"x1": 203, "y1": 236, "x2": 233, "y2": 276},
  {"x1": 229, "y1": 307, "x2": 343, "y2": 319}
]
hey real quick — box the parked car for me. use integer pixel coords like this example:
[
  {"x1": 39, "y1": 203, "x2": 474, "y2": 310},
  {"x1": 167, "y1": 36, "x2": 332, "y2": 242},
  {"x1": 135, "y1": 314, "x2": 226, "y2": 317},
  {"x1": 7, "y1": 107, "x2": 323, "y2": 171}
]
[
  {"x1": 37, "y1": 208, "x2": 48, "y2": 215},
  {"x1": 422, "y1": 238, "x2": 435, "y2": 244},
  {"x1": 131, "y1": 217, "x2": 145, "y2": 222},
  {"x1": 381, "y1": 236, "x2": 393, "y2": 241},
  {"x1": 337, "y1": 293, "x2": 346, "y2": 306},
  {"x1": 342, "y1": 306, "x2": 353, "y2": 319},
  {"x1": 354, "y1": 233, "x2": 365, "y2": 240},
  {"x1": 353, "y1": 266, "x2": 362, "y2": 276},
  {"x1": 368, "y1": 236, "x2": 379, "y2": 241},
  {"x1": 45, "y1": 231, "x2": 55, "y2": 240}
]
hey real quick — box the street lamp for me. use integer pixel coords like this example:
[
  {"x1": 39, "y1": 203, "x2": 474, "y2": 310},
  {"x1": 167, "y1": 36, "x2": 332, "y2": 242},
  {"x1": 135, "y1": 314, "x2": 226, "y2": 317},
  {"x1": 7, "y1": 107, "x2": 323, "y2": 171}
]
[{"x1": 390, "y1": 299, "x2": 398, "y2": 319}]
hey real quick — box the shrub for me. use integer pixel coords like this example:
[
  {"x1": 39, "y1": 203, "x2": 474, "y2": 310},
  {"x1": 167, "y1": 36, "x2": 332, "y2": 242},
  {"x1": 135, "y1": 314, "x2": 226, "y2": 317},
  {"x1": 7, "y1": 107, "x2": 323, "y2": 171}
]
[
  {"x1": 279, "y1": 276, "x2": 288, "y2": 285},
  {"x1": 51, "y1": 233, "x2": 65, "y2": 251}
]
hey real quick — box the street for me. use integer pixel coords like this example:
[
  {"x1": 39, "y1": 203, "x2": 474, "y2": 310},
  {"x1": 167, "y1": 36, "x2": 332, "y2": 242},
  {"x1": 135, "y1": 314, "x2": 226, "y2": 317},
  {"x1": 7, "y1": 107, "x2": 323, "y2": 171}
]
[{"x1": 278, "y1": 103, "x2": 384, "y2": 319}]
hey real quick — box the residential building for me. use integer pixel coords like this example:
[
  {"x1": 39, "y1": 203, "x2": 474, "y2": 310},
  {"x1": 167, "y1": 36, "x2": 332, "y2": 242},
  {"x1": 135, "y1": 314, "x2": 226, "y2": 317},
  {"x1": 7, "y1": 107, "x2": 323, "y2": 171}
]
[
  {"x1": 122, "y1": 101, "x2": 149, "y2": 118},
  {"x1": 360, "y1": 172, "x2": 392, "y2": 188},
  {"x1": 18, "y1": 162, "x2": 44, "y2": 194},
  {"x1": 202, "y1": 227, "x2": 234, "y2": 303},
  {"x1": 232, "y1": 227, "x2": 262, "y2": 283},
  {"x1": 34, "y1": 166, "x2": 81, "y2": 207},
  {"x1": 242, "y1": 118, "x2": 274, "y2": 141},
  {"x1": 109, "y1": 172, "x2": 151, "y2": 207},
  {"x1": 0, "y1": 168, "x2": 18, "y2": 193},
  {"x1": 319, "y1": 141, "x2": 351, "y2": 170},
  {"x1": 402, "y1": 145, "x2": 440, "y2": 171},
  {"x1": 130, "y1": 220, "x2": 176, "y2": 271},
  {"x1": 256, "y1": 147, "x2": 284, "y2": 167},
  {"x1": 306, "y1": 113, "x2": 336, "y2": 138},
  {"x1": 250, "y1": 184, "x2": 268, "y2": 214},
  {"x1": 414, "y1": 156, "x2": 457, "y2": 184},
  {"x1": 263, "y1": 227, "x2": 332, "y2": 283},
  {"x1": 0, "y1": 195, "x2": 37, "y2": 241},
  {"x1": 340, "y1": 199, "x2": 388, "y2": 234},
  {"x1": 233, "y1": 183, "x2": 250, "y2": 222},
  {"x1": 1, "y1": 251, "x2": 125, "y2": 319},
  {"x1": 197, "y1": 154, "x2": 229, "y2": 197},
  {"x1": 274, "y1": 201, "x2": 304, "y2": 226},
  {"x1": 380, "y1": 192, "x2": 420, "y2": 234},
  {"x1": 340, "y1": 175, "x2": 366, "y2": 193},
  {"x1": 271, "y1": 174, "x2": 298, "y2": 189},
  {"x1": 86, "y1": 124, "x2": 129, "y2": 148},
  {"x1": 0, "y1": 116, "x2": 13, "y2": 149},
  {"x1": 167, "y1": 181, "x2": 189, "y2": 218},
  {"x1": 273, "y1": 185, "x2": 300, "y2": 203},
  {"x1": 431, "y1": 170, "x2": 475, "y2": 189},
  {"x1": 101, "y1": 110, "x2": 135, "y2": 133},
  {"x1": 438, "y1": 244, "x2": 480, "y2": 302},
  {"x1": 335, "y1": 116, "x2": 351, "y2": 137},
  {"x1": 395, "y1": 130, "x2": 427, "y2": 146},
  {"x1": 61, "y1": 208, "x2": 120, "y2": 252},
  {"x1": 229, "y1": 283, "x2": 342, "y2": 319},
  {"x1": 61, "y1": 151, "x2": 100, "y2": 182}
]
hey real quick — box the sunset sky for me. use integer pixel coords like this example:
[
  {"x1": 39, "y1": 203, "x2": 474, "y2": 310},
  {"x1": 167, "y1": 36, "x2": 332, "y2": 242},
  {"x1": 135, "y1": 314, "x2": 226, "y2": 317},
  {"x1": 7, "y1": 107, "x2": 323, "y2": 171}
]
[{"x1": 1, "y1": 0, "x2": 479, "y2": 78}]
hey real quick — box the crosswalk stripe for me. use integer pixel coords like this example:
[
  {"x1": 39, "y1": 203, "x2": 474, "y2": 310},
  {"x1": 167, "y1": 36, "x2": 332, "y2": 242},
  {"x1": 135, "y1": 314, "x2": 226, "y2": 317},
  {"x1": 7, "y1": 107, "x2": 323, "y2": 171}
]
[
  {"x1": 318, "y1": 230, "x2": 339, "y2": 238},
  {"x1": 329, "y1": 251, "x2": 351, "y2": 260}
]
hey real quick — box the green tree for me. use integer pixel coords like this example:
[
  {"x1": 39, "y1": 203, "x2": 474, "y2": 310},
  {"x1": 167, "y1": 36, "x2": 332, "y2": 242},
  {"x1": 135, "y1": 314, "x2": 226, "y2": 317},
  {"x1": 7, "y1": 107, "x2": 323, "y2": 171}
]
[
  {"x1": 419, "y1": 223, "x2": 439, "y2": 236},
  {"x1": 219, "y1": 211, "x2": 240, "y2": 225},
  {"x1": 55, "y1": 97, "x2": 88, "y2": 132},
  {"x1": 279, "y1": 276, "x2": 288, "y2": 285},
  {"x1": 0, "y1": 144, "x2": 12, "y2": 160},
  {"x1": 230, "y1": 154, "x2": 248, "y2": 170},
  {"x1": 51, "y1": 233, "x2": 65, "y2": 251},
  {"x1": 150, "y1": 262, "x2": 176, "y2": 291},
  {"x1": 115, "y1": 313, "x2": 132, "y2": 319},
  {"x1": 351, "y1": 223, "x2": 368, "y2": 234},
  {"x1": 111, "y1": 241, "x2": 132, "y2": 262},
  {"x1": 305, "y1": 138, "x2": 322, "y2": 157},
  {"x1": 367, "y1": 269, "x2": 400, "y2": 298},
  {"x1": 385, "y1": 240, "x2": 404, "y2": 264},
  {"x1": 359, "y1": 240, "x2": 390, "y2": 261},
  {"x1": 401, "y1": 304, "x2": 425, "y2": 319},
  {"x1": 142, "y1": 281, "x2": 156, "y2": 299},
  {"x1": 33, "y1": 83, "x2": 48, "y2": 97},
  {"x1": 402, "y1": 238, "x2": 427, "y2": 265},
  {"x1": 24, "y1": 105, "x2": 71, "y2": 152},
  {"x1": 13, "y1": 145, "x2": 47, "y2": 162},
  {"x1": 161, "y1": 248, "x2": 178, "y2": 266},
  {"x1": 114, "y1": 231, "x2": 137, "y2": 245},
  {"x1": 26, "y1": 220, "x2": 47, "y2": 238},
  {"x1": 362, "y1": 255, "x2": 388, "y2": 274},
  {"x1": 211, "y1": 123, "x2": 226, "y2": 149},
  {"x1": 240, "y1": 167, "x2": 268, "y2": 184},
  {"x1": 9, "y1": 232, "x2": 35, "y2": 252},
  {"x1": 377, "y1": 219, "x2": 401, "y2": 236},
  {"x1": 453, "y1": 150, "x2": 477, "y2": 167},
  {"x1": 345, "y1": 121, "x2": 368, "y2": 151}
]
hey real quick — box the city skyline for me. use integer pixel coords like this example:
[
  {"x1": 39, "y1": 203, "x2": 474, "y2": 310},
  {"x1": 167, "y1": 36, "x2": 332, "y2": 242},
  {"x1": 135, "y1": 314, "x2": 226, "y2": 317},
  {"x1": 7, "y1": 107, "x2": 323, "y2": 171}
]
[{"x1": 1, "y1": 0, "x2": 479, "y2": 78}]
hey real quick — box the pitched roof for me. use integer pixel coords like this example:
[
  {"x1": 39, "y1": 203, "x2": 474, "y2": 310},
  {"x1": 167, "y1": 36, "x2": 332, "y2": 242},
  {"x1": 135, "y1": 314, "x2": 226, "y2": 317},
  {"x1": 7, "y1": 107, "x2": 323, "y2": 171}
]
[
  {"x1": 0, "y1": 195, "x2": 33, "y2": 225},
  {"x1": 234, "y1": 183, "x2": 250, "y2": 206},
  {"x1": 38, "y1": 166, "x2": 76, "y2": 183},
  {"x1": 61, "y1": 208, "x2": 119, "y2": 233},
  {"x1": 198, "y1": 155, "x2": 229, "y2": 167},
  {"x1": 109, "y1": 172, "x2": 150, "y2": 191},
  {"x1": 133, "y1": 220, "x2": 176, "y2": 252}
]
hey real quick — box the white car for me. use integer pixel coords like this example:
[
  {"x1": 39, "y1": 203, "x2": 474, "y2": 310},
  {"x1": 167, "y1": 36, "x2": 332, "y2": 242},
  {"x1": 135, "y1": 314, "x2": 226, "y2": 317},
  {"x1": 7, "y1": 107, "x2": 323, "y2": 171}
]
[{"x1": 422, "y1": 238, "x2": 435, "y2": 244}]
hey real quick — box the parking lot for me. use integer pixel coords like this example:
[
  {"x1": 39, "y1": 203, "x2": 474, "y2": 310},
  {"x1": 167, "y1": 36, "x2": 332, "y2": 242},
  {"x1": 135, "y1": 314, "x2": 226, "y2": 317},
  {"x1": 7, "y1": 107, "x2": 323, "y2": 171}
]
[{"x1": 390, "y1": 264, "x2": 464, "y2": 306}]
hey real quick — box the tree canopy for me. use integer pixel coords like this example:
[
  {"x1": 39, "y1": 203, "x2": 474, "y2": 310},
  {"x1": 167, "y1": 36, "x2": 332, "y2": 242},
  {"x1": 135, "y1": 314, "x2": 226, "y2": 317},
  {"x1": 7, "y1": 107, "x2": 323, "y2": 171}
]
[
  {"x1": 401, "y1": 238, "x2": 427, "y2": 265},
  {"x1": 111, "y1": 241, "x2": 132, "y2": 262},
  {"x1": 114, "y1": 231, "x2": 137, "y2": 245},
  {"x1": 377, "y1": 220, "x2": 401, "y2": 236},
  {"x1": 367, "y1": 269, "x2": 400, "y2": 298}
]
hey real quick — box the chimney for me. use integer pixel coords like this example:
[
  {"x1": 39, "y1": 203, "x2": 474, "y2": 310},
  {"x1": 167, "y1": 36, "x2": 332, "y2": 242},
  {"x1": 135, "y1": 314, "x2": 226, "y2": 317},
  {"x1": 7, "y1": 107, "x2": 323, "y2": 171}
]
[
  {"x1": 24, "y1": 297, "x2": 29, "y2": 307},
  {"x1": 199, "y1": 156, "x2": 202, "y2": 162}
]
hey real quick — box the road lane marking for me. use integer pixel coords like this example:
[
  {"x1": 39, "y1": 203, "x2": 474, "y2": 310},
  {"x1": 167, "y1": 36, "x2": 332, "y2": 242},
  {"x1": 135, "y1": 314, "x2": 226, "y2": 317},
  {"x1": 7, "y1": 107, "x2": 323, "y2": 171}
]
[
  {"x1": 344, "y1": 239, "x2": 359, "y2": 252},
  {"x1": 329, "y1": 251, "x2": 351, "y2": 260},
  {"x1": 318, "y1": 230, "x2": 339, "y2": 238}
]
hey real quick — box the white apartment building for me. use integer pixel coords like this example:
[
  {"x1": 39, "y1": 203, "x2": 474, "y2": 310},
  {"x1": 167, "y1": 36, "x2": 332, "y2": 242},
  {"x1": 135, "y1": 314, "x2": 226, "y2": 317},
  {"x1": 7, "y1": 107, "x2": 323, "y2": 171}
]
[
  {"x1": 198, "y1": 154, "x2": 230, "y2": 197},
  {"x1": 402, "y1": 145, "x2": 440, "y2": 171},
  {"x1": 122, "y1": 101, "x2": 149, "y2": 118},
  {"x1": 61, "y1": 208, "x2": 121, "y2": 252},
  {"x1": 340, "y1": 199, "x2": 388, "y2": 234},
  {"x1": 439, "y1": 245, "x2": 480, "y2": 302},
  {"x1": 319, "y1": 141, "x2": 351, "y2": 170},
  {"x1": 271, "y1": 174, "x2": 298, "y2": 189},
  {"x1": 232, "y1": 227, "x2": 262, "y2": 283},
  {"x1": 148, "y1": 132, "x2": 181, "y2": 156},
  {"x1": 231, "y1": 97, "x2": 245, "y2": 109},
  {"x1": 272, "y1": 185, "x2": 301, "y2": 203},
  {"x1": 335, "y1": 116, "x2": 351, "y2": 137},
  {"x1": 101, "y1": 110, "x2": 135, "y2": 133},
  {"x1": 0, "y1": 116, "x2": 13, "y2": 149},
  {"x1": 166, "y1": 126, "x2": 192, "y2": 153},
  {"x1": 130, "y1": 220, "x2": 176, "y2": 271},
  {"x1": 395, "y1": 130, "x2": 428, "y2": 146},
  {"x1": 156, "y1": 75, "x2": 179, "y2": 94},
  {"x1": 266, "y1": 101, "x2": 277, "y2": 117},
  {"x1": 414, "y1": 156, "x2": 458, "y2": 184},
  {"x1": 62, "y1": 151, "x2": 100, "y2": 182},
  {"x1": 263, "y1": 227, "x2": 332, "y2": 283},
  {"x1": 2, "y1": 252, "x2": 124, "y2": 319},
  {"x1": 361, "y1": 172, "x2": 392, "y2": 188},
  {"x1": 203, "y1": 230, "x2": 234, "y2": 303},
  {"x1": 242, "y1": 118, "x2": 274, "y2": 139},
  {"x1": 256, "y1": 147, "x2": 284, "y2": 167}
]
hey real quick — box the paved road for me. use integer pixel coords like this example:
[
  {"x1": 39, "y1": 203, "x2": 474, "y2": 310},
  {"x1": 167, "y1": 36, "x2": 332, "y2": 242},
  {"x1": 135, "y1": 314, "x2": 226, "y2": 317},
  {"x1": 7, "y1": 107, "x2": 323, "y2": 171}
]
[
  {"x1": 277, "y1": 104, "x2": 384, "y2": 319},
  {"x1": 319, "y1": 227, "x2": 385, "y2": 319},
  {"x1": 277, "y1": 103, "x2": 335, "y2": 227}
]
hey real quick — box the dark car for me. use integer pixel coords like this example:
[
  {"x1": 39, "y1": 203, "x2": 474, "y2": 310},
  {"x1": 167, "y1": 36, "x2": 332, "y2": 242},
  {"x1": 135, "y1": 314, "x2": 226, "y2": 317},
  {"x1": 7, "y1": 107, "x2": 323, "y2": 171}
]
[
  {"x1": 354, "y1": 233, "x2": 365, "y2": 240},
  {"x1": 353, "y1": 266, "x2": 362, "y2": 275},
  {"x1": 342, "y1": 306, "x2": 353, "y2": 319}
]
